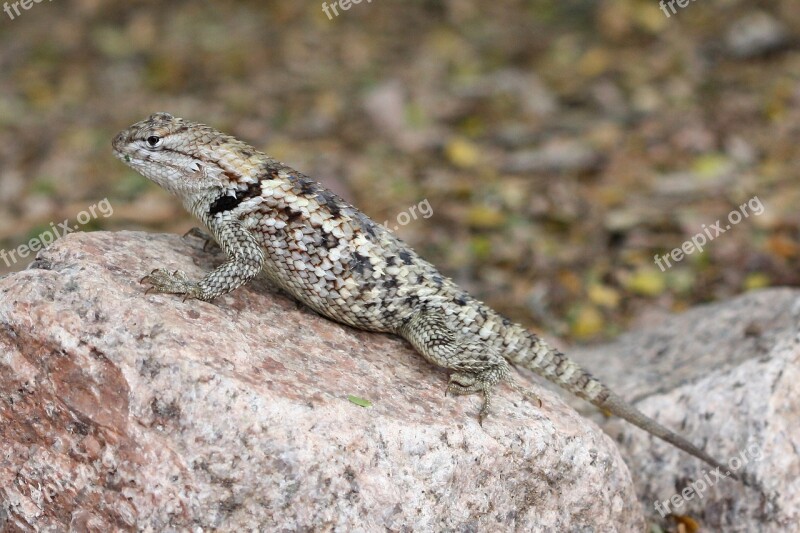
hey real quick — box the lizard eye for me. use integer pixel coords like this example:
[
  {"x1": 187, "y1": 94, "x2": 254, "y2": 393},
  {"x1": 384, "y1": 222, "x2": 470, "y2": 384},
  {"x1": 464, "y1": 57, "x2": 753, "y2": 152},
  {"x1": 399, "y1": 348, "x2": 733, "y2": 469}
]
[{"x1": 145, "y1": 135, "x2": 163, "y2": 149}]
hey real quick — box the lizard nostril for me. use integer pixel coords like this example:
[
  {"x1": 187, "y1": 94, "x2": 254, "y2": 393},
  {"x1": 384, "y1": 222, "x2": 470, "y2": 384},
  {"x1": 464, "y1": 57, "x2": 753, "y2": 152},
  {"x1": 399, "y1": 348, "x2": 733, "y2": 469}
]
[{"x1": 112, "y1": 132, "x2": 125, "y2": 150}]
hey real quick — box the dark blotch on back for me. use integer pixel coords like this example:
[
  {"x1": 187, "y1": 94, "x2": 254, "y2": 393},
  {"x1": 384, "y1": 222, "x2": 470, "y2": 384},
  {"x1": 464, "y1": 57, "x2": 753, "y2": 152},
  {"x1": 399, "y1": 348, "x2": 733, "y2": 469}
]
[
  {"x1": 404, "y1": 294, "x2": 421, "y2": 308},
  {"x1": 315, "y1": 189, "x2": 344, "y2": 217},
  {"x1": 283, "y1": 206, "x2": 303, "y2": 223},
  {"x1": 257, "y1": 162, "x2": 278, "y2": 181},
  {"x1": 319, "y1": 230, "x2": 338, "y2": 249},
  {"x1": 297, "y1": 177, "x2": 318, "y2": 195},
  {"x1": 355, "y1": 213, "x2": 377, "y2": 237},
  {"x1": 350, "y1": 252, "x2": 370, "y2": 275}
]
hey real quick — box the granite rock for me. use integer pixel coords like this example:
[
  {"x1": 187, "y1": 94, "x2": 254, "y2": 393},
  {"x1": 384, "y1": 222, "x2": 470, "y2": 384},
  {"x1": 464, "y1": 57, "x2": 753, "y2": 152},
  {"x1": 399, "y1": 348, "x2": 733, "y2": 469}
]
[
  {"x1": 0, "y1": 231, "x2": 642, "y2": 532},
  {"x1": 569, "y1": 288, "x2": 800, "y2": 531}
]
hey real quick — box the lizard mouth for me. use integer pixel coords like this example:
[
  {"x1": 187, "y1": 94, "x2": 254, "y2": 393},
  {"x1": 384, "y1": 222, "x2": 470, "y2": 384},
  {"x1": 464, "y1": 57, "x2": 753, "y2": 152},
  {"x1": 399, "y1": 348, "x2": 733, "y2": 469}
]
[{"x1": 111, "y1": 148, "x2": 132, "y2": 164}]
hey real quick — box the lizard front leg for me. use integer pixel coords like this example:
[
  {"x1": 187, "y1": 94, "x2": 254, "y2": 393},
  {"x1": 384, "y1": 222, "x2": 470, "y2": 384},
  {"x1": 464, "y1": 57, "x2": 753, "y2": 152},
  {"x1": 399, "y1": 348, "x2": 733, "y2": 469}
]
[{"x1": 142, "y1": 219, "x2": 264, "y2": 301}]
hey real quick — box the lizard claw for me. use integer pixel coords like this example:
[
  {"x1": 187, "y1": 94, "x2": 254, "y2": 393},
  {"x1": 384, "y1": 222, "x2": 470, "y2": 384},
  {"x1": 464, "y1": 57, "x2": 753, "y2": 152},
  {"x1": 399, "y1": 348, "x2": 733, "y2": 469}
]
[
  {"x1": 140, "y1": 268, "x2": 162, "y2": 283},
  {"x1": 182, "y1": 227, "x2": 205, "y2": 239},
  {"x1": 182, "y1": 226, "x2": 220, "y2": 253},
  {"x1": 507, "y1": 377, "x2": 543, "y2": 408}
]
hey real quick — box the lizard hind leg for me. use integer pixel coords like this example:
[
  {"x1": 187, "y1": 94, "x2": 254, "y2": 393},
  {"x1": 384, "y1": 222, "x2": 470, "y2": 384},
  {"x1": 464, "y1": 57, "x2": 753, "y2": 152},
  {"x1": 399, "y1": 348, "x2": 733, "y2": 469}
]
[{"x1": 398, "y1": 310, "x2": 537, "y2": 423}]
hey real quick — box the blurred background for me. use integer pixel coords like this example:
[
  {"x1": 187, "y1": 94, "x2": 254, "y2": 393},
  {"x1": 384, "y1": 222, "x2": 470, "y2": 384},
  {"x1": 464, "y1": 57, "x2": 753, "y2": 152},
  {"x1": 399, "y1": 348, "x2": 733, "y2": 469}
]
[{"x1": 1, "y1": 0, "x2": 799, "y2": 342}]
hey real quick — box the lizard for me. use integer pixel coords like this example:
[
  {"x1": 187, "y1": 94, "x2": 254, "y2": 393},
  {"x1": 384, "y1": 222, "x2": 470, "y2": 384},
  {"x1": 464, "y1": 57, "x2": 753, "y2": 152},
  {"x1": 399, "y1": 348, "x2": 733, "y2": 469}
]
[{"x1": 112, "y1": 112, "x2": 743, "y2": 482}]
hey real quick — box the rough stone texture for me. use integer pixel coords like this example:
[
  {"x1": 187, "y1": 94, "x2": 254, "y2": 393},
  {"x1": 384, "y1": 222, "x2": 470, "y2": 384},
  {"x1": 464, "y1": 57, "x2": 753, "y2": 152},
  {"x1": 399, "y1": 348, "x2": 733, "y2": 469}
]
[
  {"x1": 569, "y1": 288, "x2": 800, "y2": 532},
  {"x1": 0, "y1": 231, "x2": 642, "y2": 532}
]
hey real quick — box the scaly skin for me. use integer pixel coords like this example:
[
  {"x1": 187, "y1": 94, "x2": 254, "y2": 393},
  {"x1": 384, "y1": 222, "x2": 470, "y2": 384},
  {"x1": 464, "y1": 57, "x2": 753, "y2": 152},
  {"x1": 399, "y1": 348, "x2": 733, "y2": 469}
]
[{"x1": 112, "y1": 112, "x2": 743, "y2": 481}]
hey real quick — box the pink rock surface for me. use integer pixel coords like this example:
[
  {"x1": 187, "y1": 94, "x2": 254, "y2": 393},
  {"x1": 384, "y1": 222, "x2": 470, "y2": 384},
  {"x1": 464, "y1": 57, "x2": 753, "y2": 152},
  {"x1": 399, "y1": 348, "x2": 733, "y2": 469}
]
[{"x1": 0, "y1": 231, "x2": 642, "y2": 532}]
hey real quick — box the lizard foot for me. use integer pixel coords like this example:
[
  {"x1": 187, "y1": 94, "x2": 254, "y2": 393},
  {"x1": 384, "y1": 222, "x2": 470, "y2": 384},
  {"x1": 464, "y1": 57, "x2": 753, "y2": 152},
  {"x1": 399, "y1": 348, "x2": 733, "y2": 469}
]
[
  {"x1": 140, "y1": 268, "x2": 202, "y2": 301},
  {"x1": 447, "y1": 367, "x2": 508, "y2": 424},
  {"x1": 447, "y1": 369, "x2": 543, "y2": 423}
]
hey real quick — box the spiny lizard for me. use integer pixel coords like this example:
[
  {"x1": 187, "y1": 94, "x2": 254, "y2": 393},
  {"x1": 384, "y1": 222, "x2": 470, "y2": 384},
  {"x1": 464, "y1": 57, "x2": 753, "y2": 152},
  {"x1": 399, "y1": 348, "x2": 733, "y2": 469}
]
[{"x1": 112, "y1": 112, "x2": 743, "y2": 482}]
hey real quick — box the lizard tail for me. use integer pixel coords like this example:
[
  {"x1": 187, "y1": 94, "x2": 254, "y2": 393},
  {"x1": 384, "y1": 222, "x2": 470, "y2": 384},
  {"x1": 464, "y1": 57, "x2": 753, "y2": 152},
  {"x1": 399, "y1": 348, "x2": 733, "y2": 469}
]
[
  {"x1": 599, "y1": 391, "x2": 739, "y2": 481},
  {"x1": 508, "y1": 336, "x2": 741, "y2": 482}
]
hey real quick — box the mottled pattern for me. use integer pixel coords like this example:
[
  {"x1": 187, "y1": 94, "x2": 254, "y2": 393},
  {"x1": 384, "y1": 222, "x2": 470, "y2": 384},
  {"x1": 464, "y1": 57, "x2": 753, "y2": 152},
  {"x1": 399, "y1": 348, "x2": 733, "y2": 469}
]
[{"x1": 112, "y1": 113, "x2": 737, "y2": 476}]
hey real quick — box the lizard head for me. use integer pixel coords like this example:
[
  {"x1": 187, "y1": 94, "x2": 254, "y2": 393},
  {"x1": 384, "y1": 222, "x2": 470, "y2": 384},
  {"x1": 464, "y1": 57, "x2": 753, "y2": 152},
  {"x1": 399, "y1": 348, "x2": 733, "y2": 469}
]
[{"x1": 112, "y1": 112, "x2": 257, "y2": 196}]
